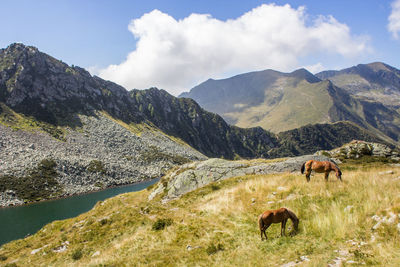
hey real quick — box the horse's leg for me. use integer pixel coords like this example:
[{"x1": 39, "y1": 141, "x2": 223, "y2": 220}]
[
  {"x1": 305, "y1": 168, "x2": 311, "y2": 182},
  {"x1": 260, "y1": 225, "x2": 268, "y2": 240},
  {"x1": 336, "y1": 171, "x2": 342, "y2": 181},
  {"x1": 263, "y1": 223, "x2": 271, "y2": 240},
  {"x1": 325, "y1": 171, "x2": 329, "y2": 181},
  {"x1": 281, "y1": 219, "x2": 287, "y2": 236}
]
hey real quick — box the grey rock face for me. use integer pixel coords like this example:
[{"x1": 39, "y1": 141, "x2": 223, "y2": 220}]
[
  {"x1": 0, "y1": 112, "x2": 206, "y2": 207},
  {"x1": 149, "y1": 154, "x2": 330, "y2": 201}
]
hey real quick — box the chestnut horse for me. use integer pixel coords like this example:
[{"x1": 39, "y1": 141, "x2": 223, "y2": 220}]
[
  {"x1": 258, "y1": 208, "x2": 299, "y2": 240},
  {"x1": 301, "y1": 160, "x2": 342, "y2": 182}
]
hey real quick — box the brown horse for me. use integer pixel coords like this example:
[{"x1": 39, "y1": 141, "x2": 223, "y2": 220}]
[
  {"x1": 301, "y1": 160, "x2": 342, "y2": 182},
  {"x1": 258, "y1": 208, "x2": 299, "y2": 240}
]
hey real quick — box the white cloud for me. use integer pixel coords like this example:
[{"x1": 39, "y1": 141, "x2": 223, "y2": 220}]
[
  {"x1": 302, "y1": 63, "x2": 325, "y2": 74},
  {"x1": 98, "y1": 4, "x2": 370, "y2": 96},
  {"x1": 87, "y1": 65, "x2": 102, "y2": 76},
  {"x1": 388, "y1": 0, "x2": 400, "y2": 39}
]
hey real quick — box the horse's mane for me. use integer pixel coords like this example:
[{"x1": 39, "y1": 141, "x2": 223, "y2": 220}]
[
  {"x1": 329, "y1": 161, "x2": 342, "y2": 175},
  {"x1": 286, "y1": 208, "x2": 299, "y2": 231},
  {"x1": 286, "y1": 208, "x2": 299, "y2": 222}
]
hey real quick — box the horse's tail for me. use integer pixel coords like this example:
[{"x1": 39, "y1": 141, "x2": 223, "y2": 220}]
[
  {"x1": 286, "y1": 208, "x2": 299, "y2": 231},
  {"x1": 301, "y1": 162, "x2": 306, "y2": 174}
]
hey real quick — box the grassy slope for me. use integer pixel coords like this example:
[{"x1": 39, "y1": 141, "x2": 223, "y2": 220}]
[
  {"x1": 227, "y1": 79, "x2": 333, "y2": 133},
  {"x1": 1, "y1": 162, "x2": 400, "y2": 266},
  {"x1": 0, "y1": 103, "x2": 66, "y2": 141}
]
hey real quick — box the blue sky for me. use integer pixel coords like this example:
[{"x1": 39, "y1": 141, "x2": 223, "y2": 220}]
[{"x1": 1, "y1": 0, "x2": 399, "y2": 95}]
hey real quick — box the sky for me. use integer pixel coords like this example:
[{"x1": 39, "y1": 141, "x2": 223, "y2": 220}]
[{"x1": 1, "y1": 0, "x2": 400, "y2": 95}]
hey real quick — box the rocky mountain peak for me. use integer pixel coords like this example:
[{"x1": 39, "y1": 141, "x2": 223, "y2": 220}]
[
  {"x1": 1, "y1": 43, "x2": 65, "y2": 75},
  {"x1": 365, "y1": 62, "x2": 393, "y2": 72},
  {"x1": 0, "y1": 43, "x2": 145, "y2": 124},
  {"x1": 289, "y1": 68, "x2": 321, "y2": 83},
  {"x1": 2, "y1": 43, "x2": 39, "y2": 56}
]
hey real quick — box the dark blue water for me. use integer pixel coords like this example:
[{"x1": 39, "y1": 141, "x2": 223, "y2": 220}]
[{"x1": 0, "y1": 179, "x2": 158, "y2": 246}]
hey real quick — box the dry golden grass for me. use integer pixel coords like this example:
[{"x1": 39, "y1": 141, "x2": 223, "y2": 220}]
[{"x1": 1, "y1": 162, "x2": 400, "y2": 266}]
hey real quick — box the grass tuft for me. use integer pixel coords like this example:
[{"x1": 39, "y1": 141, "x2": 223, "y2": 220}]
[
  {"x1": 206, "y1": 243, "x2": 224, "y2": 255},
  {"x1": 152, "y1": 218, "x2": 173, "y2": 231},
  {"x1": 71, "y1": 248, "x2": 83, "y2": 260}
]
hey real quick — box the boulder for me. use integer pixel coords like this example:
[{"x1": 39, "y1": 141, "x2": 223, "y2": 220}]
[{"x1": 149, "y1": 154, "x2": 330, "y2": 201}]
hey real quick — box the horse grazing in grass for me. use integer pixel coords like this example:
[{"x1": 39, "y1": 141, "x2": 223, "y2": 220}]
[
  {"x1": 258, "y1": 208, "x2": 299, "y2": 240},
  {"x1": 301, "y1": 160, "x2": 342, "y2": 182}
]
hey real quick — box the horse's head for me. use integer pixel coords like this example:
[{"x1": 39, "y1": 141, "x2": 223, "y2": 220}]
[
  {"x1": 293, "y1": 218, "x2": 299, "y2": 232},
  {"x1": 337, "y1": 168, "x2": 342, "y2": 181},
  {"x1": 330, "y1": 162, "x2": 342, "y2": 181},
  {"x1": 287, "y1": 209, "x2": 299, "y2": 232}
]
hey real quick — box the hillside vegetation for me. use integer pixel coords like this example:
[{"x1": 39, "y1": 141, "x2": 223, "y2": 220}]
[{"x1": 1, "y1": 160, "x2": 400, "y2": 266}]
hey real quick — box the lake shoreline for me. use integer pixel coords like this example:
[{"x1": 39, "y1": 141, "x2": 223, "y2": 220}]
[{"x1": 0, "y1": 177, "x2": 159, "y2": 209}]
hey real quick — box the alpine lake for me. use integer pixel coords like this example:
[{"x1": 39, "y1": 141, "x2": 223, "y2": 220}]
[{"x1": 0, "y1": 179, "x2": 159, "y2": 246}]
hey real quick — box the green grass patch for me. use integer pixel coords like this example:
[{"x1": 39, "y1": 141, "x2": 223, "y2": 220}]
[
  {"x1": 142, "y1": 145, "x2": 191, "y2": 165},
  {"x1": 0, "y1": 103, "x2": 66, "y2": 141},
  {"x1": 152, "y1": 218, "x2": 173, "y2": 231},
  {"x1": 71, "y1": 248, "x2": 83, "y2": 260},
  {"x1": 206, "y1": 243, "x2": 224, "y2": 255},
  {"x1": 87, "y1": 160, "x2": 106, "y2": 174}
]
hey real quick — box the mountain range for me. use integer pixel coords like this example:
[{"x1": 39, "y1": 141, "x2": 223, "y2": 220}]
[
  {"x1": 180, "y1": 63, "x2": 400, "y2": 145},
  {"x1": 0, "y1": 43, "x2": 278, "y2": 160},
  {"x1": 0, "y1": 43, "x2": 397, "y2": 205}
]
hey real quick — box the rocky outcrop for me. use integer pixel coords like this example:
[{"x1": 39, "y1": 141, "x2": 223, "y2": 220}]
[
  {"x1": 316, "y1": 140, "x2": 400, "y2": 161},
  {"x1": 149, "y1": 155, "x2": 331, "y2": 201}
]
